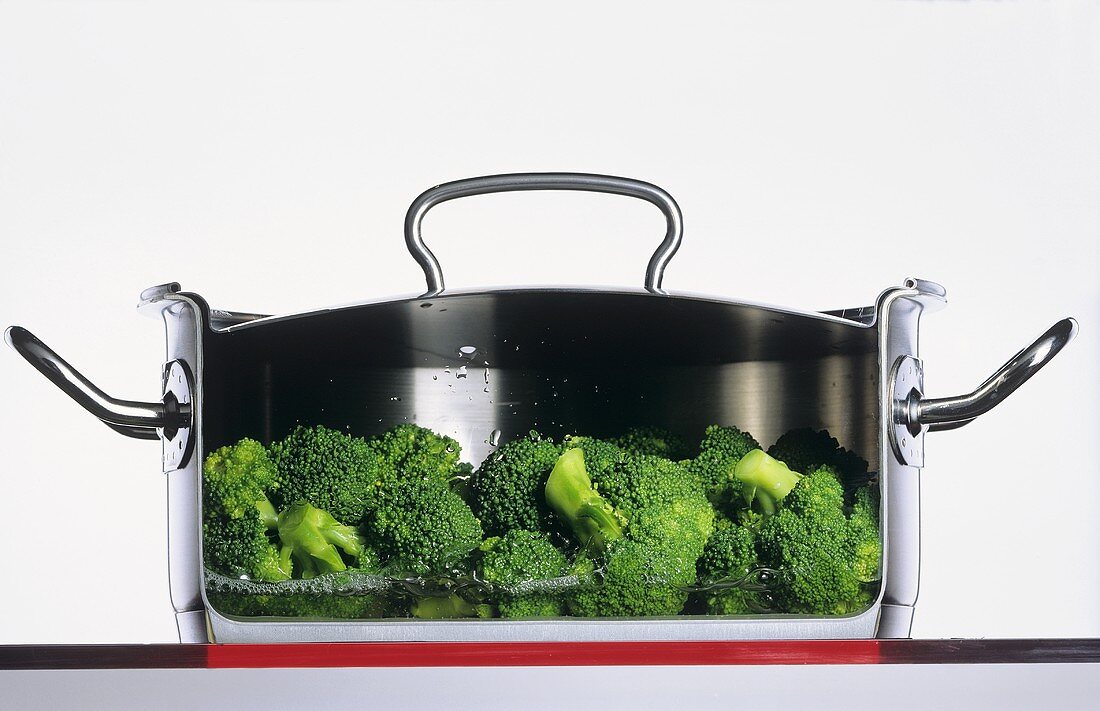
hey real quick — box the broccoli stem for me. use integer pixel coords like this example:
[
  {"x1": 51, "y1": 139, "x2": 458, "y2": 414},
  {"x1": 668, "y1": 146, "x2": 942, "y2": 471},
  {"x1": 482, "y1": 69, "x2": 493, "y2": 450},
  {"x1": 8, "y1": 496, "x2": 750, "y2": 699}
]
[
  {"x1": 734, "y1": 449, "x2": 802, "y2": 515},
  {"x1": 411, "y1": 594, "x2": 491, "y2": 619},
  {"x1": 255, "y1": 497, "x2": 279, "y2": 530},
  {"x1": 545, "y1": 448, "x2": 624, "y2": 551}
]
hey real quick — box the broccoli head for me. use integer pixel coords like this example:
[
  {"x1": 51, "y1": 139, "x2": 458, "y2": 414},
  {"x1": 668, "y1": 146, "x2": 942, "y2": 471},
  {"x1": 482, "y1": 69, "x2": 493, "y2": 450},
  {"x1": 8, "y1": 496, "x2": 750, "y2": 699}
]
[
  {"x1": 568, "y1": 536, "x2": 698, "y2": 617},
  {"x1": 611, "y1": 427, "x2": 690, "y2": 460},
  {"x1": 696, "y1": 523, "x2": 762, "y2": 615},
  {"x1": 689, "y1": 425, "x2": 761, "y2": 505},
  {"x1": 472, "y1": 432, "x2": 562, "y2": 537},
  {"x1": 766, "y1": 427, "x2": 869, "y2": 482},
  {"x1": 366, "y1": 477, "x2": 483, "y2": 576},
  {"x1": 478, "y1": 530, "x2": 570, "y2": 618},
  {"x1": 202, "y1": 438, "x2": 289, "y2": 582},
  {"x1": 270, "y1": 425, "x2": 391, "y2": 525},
  {"x1": 755, "y1": 472, "x2": 877, "y2": 615},
  {"x1": 203, "y1": 507, "x2": 291, "y2": 582},
  {"x1": 369, "y1": 423, "x2": 462, "y2": 486},
  {"x1": 594, "y1": 453, "x2": 704, "y2": 520}
]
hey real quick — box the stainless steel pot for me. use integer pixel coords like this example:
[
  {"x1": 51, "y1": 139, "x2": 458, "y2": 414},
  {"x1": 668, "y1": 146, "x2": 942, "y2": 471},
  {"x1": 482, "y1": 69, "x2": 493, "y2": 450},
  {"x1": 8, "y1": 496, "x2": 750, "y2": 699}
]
[{"x1": 5, "y1": 173, "x2": 1077, "y2": 644}]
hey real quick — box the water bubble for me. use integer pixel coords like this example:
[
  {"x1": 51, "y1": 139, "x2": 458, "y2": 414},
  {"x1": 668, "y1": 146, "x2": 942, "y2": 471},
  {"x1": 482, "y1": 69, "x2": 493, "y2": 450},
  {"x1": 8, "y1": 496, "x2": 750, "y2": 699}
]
[
  {"x1": 489, "y1": 430, "x2": 502, "y2": 446},
  {"x1": 420, "y1": 302, "x2": 433, "y2": 308},
  {"x1": 389, "y1": 396, "x2": 402, "y2": 402},
  {"x1": 515, "y1": 345, "x2": 520, "y2": 351},
  {"x1": 457, "y1": 365, "x2": 468, "y2": 379},
  {"x1": 457, "y1": 345, "x2": 478, "y2": 360}
]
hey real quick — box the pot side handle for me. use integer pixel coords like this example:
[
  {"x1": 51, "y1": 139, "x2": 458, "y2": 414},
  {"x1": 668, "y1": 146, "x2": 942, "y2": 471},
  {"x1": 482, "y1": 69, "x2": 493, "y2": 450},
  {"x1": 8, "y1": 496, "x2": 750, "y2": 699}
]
[
  {"x1": 895, "y1": 317, "x2": 1078, "y2": 436},
  {"x1": 404, "y1": 172, "x2": 683, "y2": 297},
  {"x1": 4, "y1": 325, "x2": 191, "y2": 442}
]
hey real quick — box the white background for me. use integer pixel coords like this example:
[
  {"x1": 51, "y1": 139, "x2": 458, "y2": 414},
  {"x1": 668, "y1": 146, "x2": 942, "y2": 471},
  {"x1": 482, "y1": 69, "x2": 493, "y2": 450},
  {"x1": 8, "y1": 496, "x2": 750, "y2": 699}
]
[{"x1": 0, "y1": 0, "x2": 1097, "y2": 644}]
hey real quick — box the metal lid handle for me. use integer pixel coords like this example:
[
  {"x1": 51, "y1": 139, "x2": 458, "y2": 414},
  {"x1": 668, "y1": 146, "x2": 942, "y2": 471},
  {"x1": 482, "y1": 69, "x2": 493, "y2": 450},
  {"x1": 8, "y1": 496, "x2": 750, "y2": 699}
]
[{"x1": 404, "y1": 172, "x2": 684, "y2": 297}]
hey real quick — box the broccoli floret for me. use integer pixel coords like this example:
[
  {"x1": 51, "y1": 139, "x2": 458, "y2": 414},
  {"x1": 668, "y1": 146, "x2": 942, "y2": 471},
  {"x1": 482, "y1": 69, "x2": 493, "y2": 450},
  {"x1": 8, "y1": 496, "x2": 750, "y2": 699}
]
[
  {"x1": 366, "y1": 477, "x2": 483, "y2": 576},
  {"x1": 568, "y1": 536, "x2": 698, "y2": 617},
  {"x1": 478, "y1": 530, "x2": 569, "y2": 618},
  {"x1": 697, "y1": 524, "x2": 761, "y2": 615},
  {"x1": 544, "y1": 447, "x2": 626, "y2": 552},
  {"x1": 767, "y1": 428, "x2": 869, "y2": 482},
  {"x1": 755, "y1": 473, "x2": 877, "y2": 615},
  {"x1": 689, "y1": 425, "x2": 761, "y2": 504},
  {"x1": 472, "y1": 432, "x2": 562, "y2": 536},
  {"x1": 202, "y1": 439, "x2": 290, "y2": 582},
  {"x1": 562, "y1": 435, "x2": 625, "y2": 479},
  {"x1": 203, "y1": 507, "x2": 291, "y2": 582},
  {"x1": 848, "y1": 486, "x2": 882, "y2": 584},
  {"x1": 275, "y1": 501, "x2": 368, "y2": 579},
  {"x1": 565, "y1": 476, "x2": 714, "y2": 618},
  {"x1": 369, "y1": 423, "x2": 462, "y2": 486},
  {"x1": 270, "y1": 425, "x2": 390, "y2": 525},
  {"x1": 733, "y1": 449, "x2": 802, "y2": 516},
  {"x1": 594, "y1": 453, "x2": 704, "y2": 520},
  {"x1": 611, "y1": 427, "x2": 690, "y2": 460}
]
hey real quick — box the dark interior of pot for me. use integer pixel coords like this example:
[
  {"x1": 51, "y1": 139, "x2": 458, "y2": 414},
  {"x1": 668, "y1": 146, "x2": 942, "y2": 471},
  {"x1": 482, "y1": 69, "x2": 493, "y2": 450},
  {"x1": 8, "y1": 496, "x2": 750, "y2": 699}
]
[{"x1": 201, "y1": 289, "x2": 881, "y2": 468}]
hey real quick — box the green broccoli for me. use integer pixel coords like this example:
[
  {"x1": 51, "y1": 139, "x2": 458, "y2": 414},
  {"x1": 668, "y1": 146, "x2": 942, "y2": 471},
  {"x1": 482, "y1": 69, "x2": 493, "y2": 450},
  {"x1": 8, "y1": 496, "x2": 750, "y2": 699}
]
[
  {"x1": 562, "y1": 435, "x2": 626, "y2": 479},
  {"x1": 276, "y1": 501, "x2": 368, "y2": 579},
  {"x1": 733, "y1": 449, "x2": 802, "y2": 516},
  {"x1": 472, "y1": 432, "x2": 562, "y2": 536},
  {"x1": 366, "y1": 477, "x2": 483, "y2": 576},
  {"x1": 369, "y1": 423, "x2": 462, "y2": 486},
  {"x1": 847, "y1": 485, "x2": 882, "y2": 584},
  {"x1": 208, "y1": 591, "x2": 389, "y2": 619},
  {"x1": 270, "y1": 425, "x2": 390, "y2": 525},
  {"x1": 696, "y1": 523, "x2": 761, "y2": 615},
  {"x1": 755, "y1": 471, "x2": 877, "y2": 615},
  {"x1": 544, "y1": 447, "x2": 626, "y2": 552},
  {"x1": 766, "y1": 428, "x2": 869, "y2": 483},
  {"x1": 594, "y1": 453, "x2": 704, "y2": 520},
  {"x1": 611, "y1": 427, "x2": 690, "y2": 460},
  {"x1": 203, "y1": 507, "x2": 291, "y2": 582},
  {"x1": 563, "y1": 455, "x2": 714, "y2": 618},
  {"x1": 478, "y1": 530, "x2": 570, "y2": 618},
  {"x1": 689, "y1": 425, "x2": 761, "y2": 505},
  {"x1": 202, "y1": 439, "x2": 290, "y2": 582},
  {"x1": 411, "y1": 594, "x2": 494, "y2": 619}
]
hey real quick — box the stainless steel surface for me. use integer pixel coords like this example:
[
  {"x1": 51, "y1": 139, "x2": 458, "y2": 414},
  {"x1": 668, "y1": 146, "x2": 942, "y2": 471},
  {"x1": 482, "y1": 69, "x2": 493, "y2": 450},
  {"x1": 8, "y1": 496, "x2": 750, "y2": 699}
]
[
  {"x1": 404, "y1": 173, "x2": 683, "y2": 296},
  {"x1": 874, "y1": 279, "x2": 947, "y2": 637},
  {"x1": 140, "y1": 291, "x2": 207, "y2": 628},
  {"x1": 3, "y1": 325, "x2": 192, "y2": 439}
]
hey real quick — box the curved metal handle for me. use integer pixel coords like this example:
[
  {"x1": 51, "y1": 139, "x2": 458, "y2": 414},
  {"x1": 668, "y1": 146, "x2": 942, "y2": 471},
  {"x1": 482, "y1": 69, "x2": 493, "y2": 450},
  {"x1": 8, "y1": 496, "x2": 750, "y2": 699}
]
[
  {"x1": 4, "y1": 325, "x2": 190, "y2": 439},
  {"x1": 404, "y1": 172, "x2": 684, "y2": 297},
  {"x1": 897, "y1": 317, "x2": 1078, "y2": 434}
]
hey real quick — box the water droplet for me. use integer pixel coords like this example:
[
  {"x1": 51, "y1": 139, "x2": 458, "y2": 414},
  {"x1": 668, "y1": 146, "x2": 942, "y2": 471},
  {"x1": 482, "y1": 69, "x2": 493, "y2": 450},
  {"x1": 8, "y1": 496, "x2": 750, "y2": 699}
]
[
  {"x1": 457, "y1": 365, "x2": 468, "y2": 379},
  {"x1": 420, "y1": 302, "x2": 433, "y2": 308},
  {"x1": 457, "y1": 345, "x2": 478, "y2": 359},
  {"x1": 489, "y1": 429, "x2": 502, "y2": 447},
  {"x1": 432, "y1": 375, "x2": 438, "y2": 381},
  {"x1": 515, "y1": 345, "x2": 520, "y2": 351},
  {"x1": 483, "y1": 387, "x2": 490, "y2": 393},
  {"x1": 389, "y1": 396, "x2": 402, "y2": 402}
]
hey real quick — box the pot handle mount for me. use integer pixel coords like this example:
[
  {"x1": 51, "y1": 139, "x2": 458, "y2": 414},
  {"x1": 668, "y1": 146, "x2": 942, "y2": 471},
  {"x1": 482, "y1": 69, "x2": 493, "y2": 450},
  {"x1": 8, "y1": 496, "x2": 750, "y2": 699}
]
[
  {"x1": 4, "y1": 326, "x2": 194, "y2": 468},
  {"x1": 890, "y1": 317, "x2": 1077, "y2": 466},
  {"x1": 405, "y1": 172, "x2": 683, "y2": 297}
]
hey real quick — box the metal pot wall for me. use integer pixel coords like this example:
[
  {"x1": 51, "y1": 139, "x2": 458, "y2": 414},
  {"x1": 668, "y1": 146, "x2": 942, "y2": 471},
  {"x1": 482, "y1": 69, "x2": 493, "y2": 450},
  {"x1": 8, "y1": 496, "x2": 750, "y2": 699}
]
[{"x1": 5, "y1": 173, "x2": 1077, "y2": 643}]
